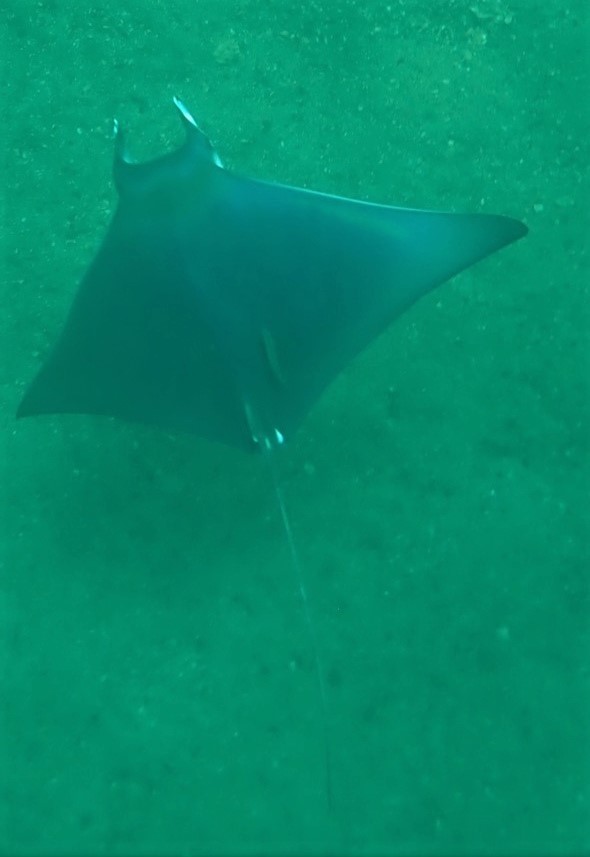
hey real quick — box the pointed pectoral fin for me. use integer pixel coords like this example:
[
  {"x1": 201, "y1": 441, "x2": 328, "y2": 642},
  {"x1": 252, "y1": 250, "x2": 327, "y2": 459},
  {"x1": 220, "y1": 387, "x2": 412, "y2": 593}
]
[
  {"x1": 394, "y1": 208, "x2": 528, "y2": 296},
  {"x1": 237, "y1": 185, "x2": 528, "y2": 444}
]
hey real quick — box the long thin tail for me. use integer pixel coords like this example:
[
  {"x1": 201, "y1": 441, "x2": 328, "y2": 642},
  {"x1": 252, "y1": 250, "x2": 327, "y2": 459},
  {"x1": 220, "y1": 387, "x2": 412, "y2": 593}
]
[{"x1": 263, "y1": 447, "x2": 333, "y2": 810}]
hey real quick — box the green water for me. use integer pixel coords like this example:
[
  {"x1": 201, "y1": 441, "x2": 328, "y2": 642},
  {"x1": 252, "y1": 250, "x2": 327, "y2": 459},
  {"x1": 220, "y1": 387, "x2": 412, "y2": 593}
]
[{"x1": 2, "y1": 1, "x2": 588, "y2": 854}]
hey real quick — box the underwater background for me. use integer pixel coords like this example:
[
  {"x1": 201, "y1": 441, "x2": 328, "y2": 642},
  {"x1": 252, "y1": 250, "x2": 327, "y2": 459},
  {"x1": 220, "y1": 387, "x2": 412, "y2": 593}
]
[{"x1": 2, "y1": 0, "x2": 588, "y2": 854}]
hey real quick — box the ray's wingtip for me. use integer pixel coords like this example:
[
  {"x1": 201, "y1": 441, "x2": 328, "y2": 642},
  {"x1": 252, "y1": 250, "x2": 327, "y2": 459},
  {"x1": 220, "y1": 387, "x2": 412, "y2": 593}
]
[
  {"x1": 16, "y1": 394, "x2": 32, "y2": 420},
  {"x1": 497, "y1": 213, "x2": 528, "y2": 247},
  {"x1": 513, "y1": 216, "x2": 529, "y2": 239}
]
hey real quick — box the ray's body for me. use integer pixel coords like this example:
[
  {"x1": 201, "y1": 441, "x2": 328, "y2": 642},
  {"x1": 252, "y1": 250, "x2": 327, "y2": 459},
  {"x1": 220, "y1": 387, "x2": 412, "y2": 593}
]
[{"x1": 18, "y1": 99, "x2": 528, "y2": 808}]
